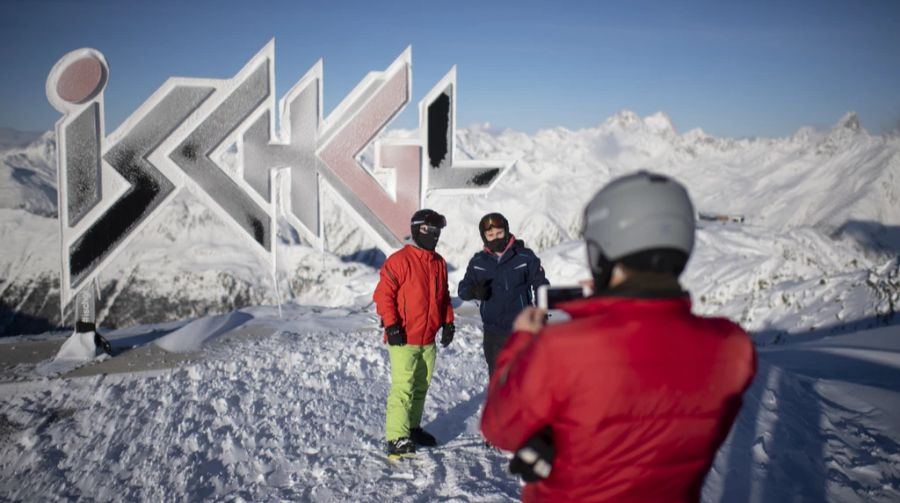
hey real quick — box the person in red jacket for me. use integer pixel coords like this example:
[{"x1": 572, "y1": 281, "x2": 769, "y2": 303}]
[
  {"x1": 374, "y1": 209, "x2": 455, "y2": 459},
  {"x1": 481, "y1": 171, "x2": 757, "y2": 502}
]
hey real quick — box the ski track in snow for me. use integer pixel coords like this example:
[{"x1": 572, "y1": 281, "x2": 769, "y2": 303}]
[{"x1": 705, "y1": 326, "x2": 900, "y2": 503}]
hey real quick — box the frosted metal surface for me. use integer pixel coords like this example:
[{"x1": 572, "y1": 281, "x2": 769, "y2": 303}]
[
  {"x1": 318, "y1": 65, "x2": 417, "y2": 246},
  {"x1": 426, "y1": 88, "x2": 501, "y2": 190},
  {"x1": 242, "y1": 80, "x2": 320, "y2": 237},
  {"x1": 68, "y1": 86, "x2": 213, "y2": 287},
  {"x1": 56, "y1": 56, "x2": 105, "y2": 104},
  {"x1": 65, "y1": 103, "x2": 102, "y2": 226},
  {"x1": 170, "y1": 63, "x2": 272, "y2": 251}
]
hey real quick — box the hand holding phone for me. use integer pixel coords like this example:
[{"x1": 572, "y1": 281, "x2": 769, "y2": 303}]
[
  {"x1": 513, "y1": 306, "x2": 547, "y2": 334},
  {"x1": 537, "y1": 285, "x2": 591, "y2": 310}
]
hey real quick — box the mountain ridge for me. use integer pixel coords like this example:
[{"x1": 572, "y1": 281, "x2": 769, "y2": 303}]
[{"x1": 1, "y1": 110, "x2": 897, "y2": 335}]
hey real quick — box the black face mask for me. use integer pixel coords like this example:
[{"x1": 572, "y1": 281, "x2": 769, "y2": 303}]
[
  {"x1": 486, "y1": 236, "x2": 509, "y2": 253},
  {"x1": 414, "y1": 232, "x2": 439, "y2": 251}
]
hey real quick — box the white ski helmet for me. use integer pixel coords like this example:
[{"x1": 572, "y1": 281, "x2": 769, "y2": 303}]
[{"x1": 583, "y1": 171, "x2": 695, "y2": 288}]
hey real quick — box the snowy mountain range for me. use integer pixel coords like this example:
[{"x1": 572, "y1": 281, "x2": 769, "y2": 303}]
[{"x1": 1, "y1": 110, "x2": 897, "y2": 338}]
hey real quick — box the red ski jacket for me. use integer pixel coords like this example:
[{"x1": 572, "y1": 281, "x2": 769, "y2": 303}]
[
  {"x1": 481, "y1": 294, "x2": 756, "y2": 502},
  {"x1": 373, "y1": 244, "x2": 454, "y2": 346}
]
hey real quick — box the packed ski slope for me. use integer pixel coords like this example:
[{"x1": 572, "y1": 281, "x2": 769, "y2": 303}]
[{"x1": 1, "y1": 112, "x2": 899, "y2": 501}]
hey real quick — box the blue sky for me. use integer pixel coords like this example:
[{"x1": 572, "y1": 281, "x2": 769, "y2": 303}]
[{"x1": 2, "y1": 0, "x2": 899, "y2": 138}]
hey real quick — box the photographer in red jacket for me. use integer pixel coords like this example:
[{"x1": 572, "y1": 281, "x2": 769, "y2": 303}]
[{"x1": 481, "y1": 171, "x2": 757, "y2": 502}]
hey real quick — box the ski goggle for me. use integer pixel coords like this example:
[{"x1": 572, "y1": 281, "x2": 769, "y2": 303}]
[
  {"x1": 479, "y1": 214, "x2": 506, "y2": 232},
  {"x1": 418, "y1": 224, "x2": 442, "y2": 236},
  {"x1": 412, "y1": 213, "x2": 447, "y2": 229}
]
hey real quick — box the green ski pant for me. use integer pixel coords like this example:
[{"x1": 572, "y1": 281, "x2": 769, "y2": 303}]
[{"x1": 385, "y1": 343, "x2": 436, "y2": 441}]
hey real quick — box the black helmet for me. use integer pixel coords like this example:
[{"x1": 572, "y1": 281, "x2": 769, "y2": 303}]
[
  {"x1": 410, "y1": 208, "x2": 446, "y2": 248},
  {"x1": 478, "y1": 212, "x2": 509, "y2": 244},
  {"x1": 583, "y1": 171, "x2": 695, "y2": 288}
]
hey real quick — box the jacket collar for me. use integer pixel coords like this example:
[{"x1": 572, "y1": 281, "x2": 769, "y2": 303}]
[
  {"x1": 403, "y1": 238, "x2": 438, "y2": 258},
  {"x1": 558, "y1": 275, "x2": 690, "y2": 319},
  {"x1": 558, "y1": 294, "x2": 692, "y2": 319}
]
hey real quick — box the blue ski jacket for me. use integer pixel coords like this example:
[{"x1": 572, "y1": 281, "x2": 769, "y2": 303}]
[{"x1": 458, "y1": 237, "x2": 549, "y2": 335}]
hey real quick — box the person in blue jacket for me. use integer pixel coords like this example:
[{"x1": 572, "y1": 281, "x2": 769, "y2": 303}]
[{"x1": 458, "y1": 213, "x2": 549, "y2": 377}]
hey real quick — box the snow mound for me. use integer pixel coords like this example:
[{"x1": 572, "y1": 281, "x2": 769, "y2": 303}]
[{"x1": 155, "y1": 311, "x2": 254, "y2": 353}]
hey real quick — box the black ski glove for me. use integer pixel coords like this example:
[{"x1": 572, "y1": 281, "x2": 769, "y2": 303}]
[
  {"x1": 509, "y1": 427, "x2": 555, "y2": 482},
  {"x1": 386, "y1": 324, "x2": 406, "y2": 346},
  {"x1": 440, "y1": 323, "x2": 455, "y2": 347},
  {"x1": 469, "y1": 279, "x2": 492, "y2": 301}
]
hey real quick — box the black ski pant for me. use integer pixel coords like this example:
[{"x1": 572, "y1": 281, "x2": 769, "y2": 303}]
[{"x1": 483, "y1": 330, "x2": 511, "y2": 377}]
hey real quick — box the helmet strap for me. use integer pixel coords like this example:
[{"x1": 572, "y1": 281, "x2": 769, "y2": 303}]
[
  {"x1": 592, "y1": 255, "x2": 614, "y2": 293},
  {"x1": 586, "y1": 241, "x2": 614, "y2": 292}
]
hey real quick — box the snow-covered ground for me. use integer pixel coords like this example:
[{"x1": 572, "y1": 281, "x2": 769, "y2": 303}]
[
  {"x1": 1, "y1": 302, "x2": 898, "y2": 502},
  {"x1": 1, "y1": 111, "x2": 899, "y2": 501}
]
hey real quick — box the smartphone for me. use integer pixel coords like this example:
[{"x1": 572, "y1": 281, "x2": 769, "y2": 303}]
[{"x1": 537, "y1": 285, "x2": 591, "y2": 310}]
